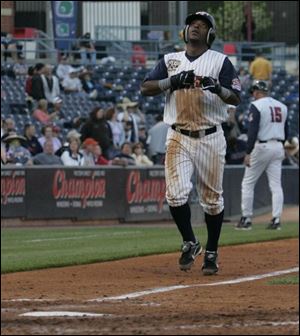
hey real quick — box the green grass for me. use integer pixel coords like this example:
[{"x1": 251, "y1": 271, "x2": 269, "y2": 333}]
[
  {"x1": 268, "y1": 275, "x2": 299, "y2": 285},
  {"x1": 1, "y1": 222, "x2": 299, "y2": 273}
]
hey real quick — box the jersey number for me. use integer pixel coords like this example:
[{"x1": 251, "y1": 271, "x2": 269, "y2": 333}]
[{"x1": 270, "y1": 107, "x2": 282, "y2": 122}]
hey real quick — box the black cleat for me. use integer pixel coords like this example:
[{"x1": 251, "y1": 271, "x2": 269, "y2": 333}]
[
  {"x1": 179, "y1": 240, "x2": 202, "y2": 271},
  {"x1": 266, "y1": 218, "x2": 281, "y2": 230},
  {"x1": 202, "y1": 250, "x2": 219, "y2": 275},
  {"x1": 235, "y1": 216, "x2": 252, "y2": 230}
]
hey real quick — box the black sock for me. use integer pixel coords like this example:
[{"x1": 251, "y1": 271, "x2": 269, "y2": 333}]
[
  {"x1": 205, "y1": 210, "x2": 224, "y2": 251},
  {"x1": 169, "y1": 203, "x2": 196, "y2": 243}
]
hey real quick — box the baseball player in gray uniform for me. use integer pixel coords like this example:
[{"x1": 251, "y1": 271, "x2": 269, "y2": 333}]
[
  {"x1": 236, "y1": 80, "x2": 288, "y2": 230},
  {"x1": 141, "y1": 11, "x2": 241, "y2": 275}
]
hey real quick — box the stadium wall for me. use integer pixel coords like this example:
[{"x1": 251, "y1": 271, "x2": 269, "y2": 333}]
[{"x1": 1, "y1": 166, "x2": 298, "y2": 222}]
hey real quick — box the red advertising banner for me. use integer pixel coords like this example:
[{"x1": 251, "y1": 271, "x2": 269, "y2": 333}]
[
  {"x1": 26, "y1": 167, "x2": 124, "y2": 220},
  {"x1": 124, "y1": 168, "x2": 171, "y2": 221},
  {"x1": 1, "y1": 168, "x2": 26, "y2": 218}
]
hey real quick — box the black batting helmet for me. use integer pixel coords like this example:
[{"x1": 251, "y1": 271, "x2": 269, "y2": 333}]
[
  {"x1": 183, "y1": 11, "x2": 216, "y2": 47},
  {"x1": 249, "y1": 80, "x2": 269, "y2": 94}
]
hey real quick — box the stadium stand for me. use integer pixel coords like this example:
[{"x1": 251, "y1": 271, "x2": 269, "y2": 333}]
[{"x1": 1, "y1": 63, "x2": 299, "y2": 146}]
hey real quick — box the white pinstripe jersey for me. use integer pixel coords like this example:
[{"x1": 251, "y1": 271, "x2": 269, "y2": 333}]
[{"x1": 163, "y1": 50, "x2": 235, "y2": 131}]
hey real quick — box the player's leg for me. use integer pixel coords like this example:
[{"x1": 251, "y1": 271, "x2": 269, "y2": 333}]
[
  {"x1": 265, "y1": 143, "x2": 285, "y2": 229},
  {"x1": 194, "y1": 130, "x2": 226, "y2": 275},
  {"x1": 241, "y1": 144, "x2": 270, "y2": 222},
  {"x1": 165, "y1": 130, "x2": 195, "y2": 240},
  {"x1": 165, "y1": 130, "x2": 201, "y2": 270}
]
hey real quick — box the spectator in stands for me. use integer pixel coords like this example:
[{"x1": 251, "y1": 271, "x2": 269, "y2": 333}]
[
  {"x1": 249, "y1": 50, "x2": 272, "y2": 82},
  {"x1": 132, "y1": 142, "x2": 153, "y2": 166},
  {"x1": 122, "y1": 97, "x2": 145, "y2": 126},
  {"x1": 38, "y1": 125, "x2": 62, "y2": 154},
  {"x1": 79, "y1": 32, "x2": 97, "y2": 66},
  {"x1": 93, "y1": 144, "x2": 109, "y2": 165},
  {"x1": 113, "y1": 142, "x2": 136, "y2": 166},
  {"x1": 81, "y1": 137, "x2": 97, "y2": 166},
  {"x1": 283, "y1": 137, "x2": 299, "y2": 166},
  {"x1": 80, "y1": 70, "x2": 103, "y2": 99},
  {"x1": 138, "y1": 124, "x2": 148, "y2": 151},
  {"x1": 32, "y1": 99, "x2": 59, "y2": 125},
  {"x1": 23, "y1": 123, "x2": 43, "y2": 156},
  {"x1": 41, "y1": 65, "x2": 60, "y2": 105},
  {"x1": 1, "y1": 32, "x2": 18, "y2": 62},
  {"x1": 1, "y1": 118, "x2": 16, "y2": 140},
  {"x1": 3, "y1": 133, "x2": 32, "y2": 166},
  {"x1": 25, "y1": 66, "x2": 35, "y2": 107},
  {"x1": 56, "y1": 54, "x2": 74, "y2": 82},
  {"x1": 80, "y1": 107, "x2": 113, "y2": 159},
  {"x1": 62, "y1": 68, "x2": 84, "y2": 95},
  {"x1": 146, "y1": 114, "x2": 169, "y2": 165},
  {"x1": 131, "y1": 44, "x2": 147, "y2": 67},
  {"x1": 225, "y1": 136, "x2": 247, "y2": 165},
  {"x1": 117, "y1": 98, "x2": 140, "y2": 143},
  {"x1": 106, "y1": 106, "x2": 125, "y2": 154},
  {"x1": 61, "y1": 138, "x2": 85, "y2": 166},
  {"x1": 1, "y1": 117, "x2": 5, "y2": 138},
  {"x1": 1, "y1": 142, "x2": 7, "y2": 165},
  {"x1": 222, "y1": 105, "x2": 241, "y2": 140},
  {"x1": 238, "y1": 66, "x2": 252, "y2": 91},
  {"x1": 31, "y1": 63, "x2": 46, "y2": 101},
  {"x1": 55, "y1": 129, "x2": 82, "y2": 157},
  {"x1": 13, "y1": 55, "x2": 28, "y2": 76},
  {"x1": 67, "y1": 129, "x2": 82, "y2": 142},
  {"x1": 33, "y1": 140, "x2": 63, "y2": 165}
]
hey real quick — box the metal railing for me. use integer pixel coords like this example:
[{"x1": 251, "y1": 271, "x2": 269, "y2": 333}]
[{"x1": 1, "y1": 31, "x2": 298, "y2": 70}]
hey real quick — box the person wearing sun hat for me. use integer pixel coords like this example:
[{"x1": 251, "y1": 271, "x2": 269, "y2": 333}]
[
  {"x1": 117, "y1": 97, "x2": 140, "y2": 143},
  {"x1": 2, "y1": 133, "x2": 32, "y2": 165}
]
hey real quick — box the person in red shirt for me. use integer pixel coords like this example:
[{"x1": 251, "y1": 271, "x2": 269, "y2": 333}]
[{"x1": 93, "y1": 144, "x2": 109, "y2": 165}]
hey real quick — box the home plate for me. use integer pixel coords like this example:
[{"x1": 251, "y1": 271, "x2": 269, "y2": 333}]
[{"x1": 20, "y1": 311, "x2": 111, "y2": 317}]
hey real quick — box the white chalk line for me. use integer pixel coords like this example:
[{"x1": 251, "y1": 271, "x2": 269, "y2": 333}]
[
  {"x1": 20, "y1": 311, "x2": 112, "y2": 318},
  {"x1": 161, "y1": 320, "x2": 299, "y2": 331},
  {"x1": 24, "y1": 231, "x2": 142, "y2": 243},
  {"x1": 2, "y1": 299, "x2": 57, "y2": 302},
  {"x1": 2, "y1": 267, "x2": 298, "y2": 305},
  {"x1": 89, "y1": 267, "x2": 299, "y2": 302}
]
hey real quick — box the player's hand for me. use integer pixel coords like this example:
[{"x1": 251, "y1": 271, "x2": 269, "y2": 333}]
[
  {"x1": 244, "y1": 154, "x2": 251, "y2": 167},
  {"x1": 201, "y1": 76, "x2": 222, "y2": 94},
  {"x1": 170, "y1": 70, "x2": 195, "y2": 90}
]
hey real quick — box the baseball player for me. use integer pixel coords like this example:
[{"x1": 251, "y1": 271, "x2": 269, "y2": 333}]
[
  {"x1": 236, "y1": 80, "x2": 288, "y2": 230},
  {"x1": 141, "y1": 11, "x2": 241, "y2": 275}
]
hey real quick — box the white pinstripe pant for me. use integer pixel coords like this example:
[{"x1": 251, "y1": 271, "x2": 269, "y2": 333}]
[{"x1": 165, "y1": 126, "x2": 226, "y2": 215}]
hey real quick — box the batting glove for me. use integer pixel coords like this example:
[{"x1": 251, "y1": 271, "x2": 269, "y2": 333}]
[
  {"x1": 201, "y1": 76, "x2": 222, "y2": 94},
  {"x1": 170, "y1": 70, "x2": 195, "y2": 91}
]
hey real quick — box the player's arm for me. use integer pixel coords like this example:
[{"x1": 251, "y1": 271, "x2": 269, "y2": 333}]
[
  {"x1": 244, "y1": 104, "x2": 260, "y2": 166},
  {"x1": 201, "y1": 58, "x2": 241, "y2": 106},
  {"x1": 141, "y1": 58, "x2": 195, "y2": 96},
  {"x1": 284, "y1": 115, "x2": 289, "y2": 142},
  {"x1": 141, "y1": 58, "x2": 168, "y2": 96},
  {"x1": 141, "y1": 80, "x2": 163, "y2": 96}
]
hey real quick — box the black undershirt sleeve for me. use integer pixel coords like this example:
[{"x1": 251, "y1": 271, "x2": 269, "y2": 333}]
[{"x1": 246, "y1": 104, "x2": 261, "y2": 154}]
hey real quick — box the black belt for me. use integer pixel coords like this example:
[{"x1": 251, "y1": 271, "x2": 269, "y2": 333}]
[
  {"x1": 171, "y1": 125, "x2": 217, "y2": 138},
  {"x1": 258, "y1": 139, "x2": 283, "y2": 143}
]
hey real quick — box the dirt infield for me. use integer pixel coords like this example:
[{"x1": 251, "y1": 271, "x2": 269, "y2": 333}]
[{"x1": 1, "y1": 208, "x2": 299, "y2": 335}]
